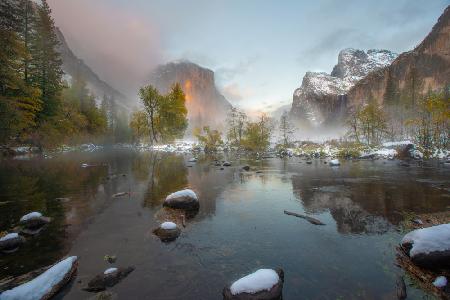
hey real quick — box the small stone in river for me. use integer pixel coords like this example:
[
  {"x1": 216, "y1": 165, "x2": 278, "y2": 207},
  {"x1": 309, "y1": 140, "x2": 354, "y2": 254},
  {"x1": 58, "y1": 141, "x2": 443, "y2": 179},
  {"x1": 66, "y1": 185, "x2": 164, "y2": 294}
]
[
  {"x1": 153, "y1": 222, "x2": 181, "y2": 242},
  {"x1": 223, "y1": 268, "x2": 284, "y2": 300},
  {"x1": 0, "y1": 232, "x2": 24, "y2": 253},
  {"x1": 223, "y1": 161, "x2": 231, "y2": 167},
  {"x1": 19, "y1": 211, "x2": 50, "y2": 229},
  {"x1": 84, "y1": 266, "x2": 135, "y2": 292},
  {"x1": 242, "y1": 165, "x2": 250, "y2": 171},
  {"x1": 112, "y1": 192, "x2": 128, "y2": 198},
  {"x1": 306, "y1": 161, "x2": 312, "y2": 164},
  {"x1": 329, "y1": 159, "x2": 340, "y2": 166},
  {"x1": 433, "y1": 276, "x2": 447, "y2": 288},
  {"x1": 104, "y1": 255, "x2": 117, "y2": 264}
]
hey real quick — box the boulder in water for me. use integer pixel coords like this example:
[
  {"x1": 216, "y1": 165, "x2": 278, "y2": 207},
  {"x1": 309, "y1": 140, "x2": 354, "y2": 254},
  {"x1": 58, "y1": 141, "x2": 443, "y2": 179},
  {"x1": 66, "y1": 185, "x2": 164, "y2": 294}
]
[
  {"x1": 84, "y1": 266, "x2": 135, "y2": 292},
  {"x1": 163, "y1": 189, "x2": 199, "y2": 211},
  {"x1": 0, "y1": 233, "x2": 24, "y2": 253},
  {"x1": 223, "y1": 268, "x2": 284, "y2": 300},
  {"x1": 153, "y1": 222, "x2": 181, "y2": 242},
  {"x1": 401, "y1": 223, "x2": 450, "y2": 270},
  {"x1": 19, "y1": 212, "x2": 50, "y2": 229},
  {"x1": 329, "y1": 159, "x2": 340, "y2": 166},
  {"x1": 223, "y1": 161, "x2": 232, "y2": 167},
  {"x1": 242, "y1": 166, "x2": 250, "y2": 171}
]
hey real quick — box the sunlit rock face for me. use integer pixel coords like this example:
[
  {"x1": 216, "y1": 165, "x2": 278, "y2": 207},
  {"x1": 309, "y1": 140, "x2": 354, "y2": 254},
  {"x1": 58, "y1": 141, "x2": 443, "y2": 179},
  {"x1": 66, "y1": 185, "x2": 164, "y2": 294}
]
[
  {"x1": 290, "y1": 49, "x2": 397, "y2": 127},
  {"x1": 148, "y1": 60, "x2": 231, "y2": 131}
]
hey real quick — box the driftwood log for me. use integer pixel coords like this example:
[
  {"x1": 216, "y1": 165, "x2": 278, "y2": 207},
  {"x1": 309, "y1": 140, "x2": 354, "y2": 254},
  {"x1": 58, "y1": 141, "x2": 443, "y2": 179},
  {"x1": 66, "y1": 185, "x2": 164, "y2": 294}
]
[{"x1": 283, "y1": 210, "x2": 325, "y2": 225}]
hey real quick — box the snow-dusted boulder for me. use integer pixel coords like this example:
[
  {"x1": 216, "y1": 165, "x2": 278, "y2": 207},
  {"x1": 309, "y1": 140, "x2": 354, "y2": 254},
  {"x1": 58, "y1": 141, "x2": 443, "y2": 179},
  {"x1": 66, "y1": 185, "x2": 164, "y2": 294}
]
[
  {"x1": 153, "y1": 222, "x2": 181, "y2": 242},
  {"x1": 188, "y1": 158, "x2": 197, "y2": 163},
  {"x1": 19, "y1": 212, "x2": 50, "y2": 229},
  {"x1": 84, "y1": 266, "x2": 135, "y2": 292},
  {"x1": 0, "y1": 256, "x2": 78, "y2": 300},
  {"x1": 223, "y1": 161, "x2": 232, "y2": 167},
  {"x1": 223, "y1": 268, "x2": 284, "y2": 300},
  {"x1": 163, "y1": 189, "x2": 199, "y2": 210},
  {"x1": 329, "y1": 159, "x2": 340, "y2": 166},
  {"x1": 433, "y1": 276, "x2": 447, "y2": 288},
  {"x1": 0, "y1": 233, "x2": 24, "y2": 253},
  {"x1": 401, "y1": 224, "x2": 450, "y2": 270}
]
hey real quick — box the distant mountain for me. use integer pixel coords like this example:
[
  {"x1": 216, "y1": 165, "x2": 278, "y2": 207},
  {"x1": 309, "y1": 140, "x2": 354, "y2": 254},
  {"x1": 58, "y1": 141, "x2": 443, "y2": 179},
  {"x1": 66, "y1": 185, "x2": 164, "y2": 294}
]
[
  {"x1": 290, "y1": 49, "x2": 397, "y2": 127},
  {"x1": 55, "y1": 28, "x2": 130, "y2": 111},
  {"x1": 148, "y1": 60, "x2": 232, "y2": 131},
  {"x1": 347, "y1": 6, "x2": 450, "y2": 108}
]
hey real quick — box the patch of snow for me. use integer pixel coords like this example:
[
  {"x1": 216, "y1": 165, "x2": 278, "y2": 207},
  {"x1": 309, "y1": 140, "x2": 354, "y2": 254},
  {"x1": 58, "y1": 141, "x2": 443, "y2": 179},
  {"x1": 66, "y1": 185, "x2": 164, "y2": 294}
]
[
  {"x1": 166, "y1": 189, "x2": 198, "y2": 201},
  {"x1": 0, "y1": 233, "x2": 19, "y2": 242},
  {"x1": 433, "y1": 276, "x2": 447, "y2": 288},
  {"x1": 382, "y1": 140, "x2": 413, "y2": 147},
  {"x1": 104, "y1": 267, "x2": 118, "y2": 275},
  {"x1": 160, "y1": 222, "x2": 177, "y2": 230},
  {"x1": 0, "y1": 256, "x2": 77, "y2": 300},
  {"x1": 230, "y1": 269, "x2": 279, "y2": 295},
  {"x1": 401, "y1": 224, "x2": 450, "y2": 257},
  {"x1": 20, "y1": 212, "x2": 42, "y2": 222}
]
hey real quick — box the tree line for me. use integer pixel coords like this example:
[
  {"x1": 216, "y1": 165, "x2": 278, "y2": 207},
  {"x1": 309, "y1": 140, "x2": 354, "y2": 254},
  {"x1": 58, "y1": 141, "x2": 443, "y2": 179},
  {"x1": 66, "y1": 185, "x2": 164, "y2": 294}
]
[
  {"x1": 346, "y1": 90, "x2": 449, "y2": 154},
  {"x1": 0, "y1": 0, "x2": 112, "y2": 149}
]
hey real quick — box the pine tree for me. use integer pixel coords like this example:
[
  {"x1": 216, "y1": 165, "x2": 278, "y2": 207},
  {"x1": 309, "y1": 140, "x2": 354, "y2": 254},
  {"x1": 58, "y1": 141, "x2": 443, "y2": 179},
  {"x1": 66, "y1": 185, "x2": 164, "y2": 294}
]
[{"x1": 33, "y1": 0, "x2": 62, "y2": 119}]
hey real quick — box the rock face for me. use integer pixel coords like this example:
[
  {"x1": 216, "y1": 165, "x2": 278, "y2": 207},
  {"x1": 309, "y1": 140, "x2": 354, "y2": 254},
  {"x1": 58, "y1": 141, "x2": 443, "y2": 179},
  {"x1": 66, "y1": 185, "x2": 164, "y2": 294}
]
[
  {"x1": 347, "y1": 6, "x2": 450, "y2": 108},
  {"x1": 290, "y1": 49, "x2": 397, "y2": 127},
  {"x1": 148, "y1": 61, "x2": 232, "y2": 130},
  {"x1": 55, "y1": 28, "x2": 130, "y2": 111}
]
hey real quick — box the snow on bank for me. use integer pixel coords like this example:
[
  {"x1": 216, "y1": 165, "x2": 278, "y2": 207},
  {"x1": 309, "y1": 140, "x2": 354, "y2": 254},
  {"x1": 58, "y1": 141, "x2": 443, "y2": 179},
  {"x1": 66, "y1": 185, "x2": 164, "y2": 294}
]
[
  {"x1": 401, "y1": 224, "x2": 450, "y2": 257},
  {"x1": 0, "y1": 256, "x2": 77, "y2": 300},
  {"x1": 230, "y1": 269, "x2": 279, "y2": 295},
  {"x1": 160, "y1": 222, "x2": 177, "y2": 230},
  {"x1": 20, "y1": 212, "x2": 42, "y2": 222}
]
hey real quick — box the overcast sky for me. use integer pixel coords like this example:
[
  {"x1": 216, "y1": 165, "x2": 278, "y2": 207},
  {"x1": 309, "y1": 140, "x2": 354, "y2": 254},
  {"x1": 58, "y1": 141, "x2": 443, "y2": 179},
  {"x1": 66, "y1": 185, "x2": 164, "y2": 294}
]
[{"x1": 48, "y1": 0, "x2": 448, "y2": 113}]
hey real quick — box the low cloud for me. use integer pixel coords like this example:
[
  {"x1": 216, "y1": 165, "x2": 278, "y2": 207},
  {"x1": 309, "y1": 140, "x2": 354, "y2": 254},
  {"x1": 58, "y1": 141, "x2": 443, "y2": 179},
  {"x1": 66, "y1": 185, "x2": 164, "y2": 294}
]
[
  {"x1": 221, "y1": 83, "x2": 255, "y2": 102},
  {"x1": 48, "y1": 0, "x2": 162, "y2": 98}
]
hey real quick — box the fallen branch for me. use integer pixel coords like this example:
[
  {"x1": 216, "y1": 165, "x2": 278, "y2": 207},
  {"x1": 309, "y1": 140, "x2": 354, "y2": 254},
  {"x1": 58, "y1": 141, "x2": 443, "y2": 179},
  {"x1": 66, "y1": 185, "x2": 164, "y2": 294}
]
[{"x1": 283, "y1": 210, "x2": 325, "y2": 225}]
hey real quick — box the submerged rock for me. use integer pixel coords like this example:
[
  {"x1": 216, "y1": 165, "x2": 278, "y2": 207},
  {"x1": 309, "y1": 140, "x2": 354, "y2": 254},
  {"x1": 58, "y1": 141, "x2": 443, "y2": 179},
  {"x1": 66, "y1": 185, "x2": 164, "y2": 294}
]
[
  {"x1": 19, "y1": 212, "x2": 50, "y2": 229},
  {"x1": 223, "y1": 268, "x2": 284, "y2": 300},
  {"x1": 84, "y1": 266, "x2": 135, "y2": 292},
  {"x1": 0, "y1": 256, "x2": 78, "y2": 300},
  {"x1": 0, "y1": 233, "x2": 24, "y2": 253},
  {"x1": 401, "y1": 224, "x2": 450, "y2": 270},
  {"x1": 153, "y1": 222, "x2": 181, "y2": 242},
  {"x1": 163, "y1": 189, "x2": 199, "y2": 211}
]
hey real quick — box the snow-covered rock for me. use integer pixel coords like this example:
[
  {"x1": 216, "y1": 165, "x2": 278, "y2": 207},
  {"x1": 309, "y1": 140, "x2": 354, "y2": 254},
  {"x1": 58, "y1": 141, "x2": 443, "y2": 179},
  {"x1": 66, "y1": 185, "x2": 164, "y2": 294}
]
[
  {"x1": 0, "y1": 256, "x2": 78, "y2": 300},
  {"x1": 223, "y1": 268, "x2": 284, "y2": 300},
  {"x1": 84, "y1": 266, "x2": 135, "y2": 292},
  {"x1": 103, "y1": 268, "x2": 118, "y2": 275},
  {"x1": 188, "y1": 157, "x2": 197, "y2": 163},
  {"x1": 19, "y1": 212, "x2": 50, "y2": 230},
  {"x1": 223, "y1": 161, "x2": 232, "y2": 167},
  {"x1": 153, "y1": 222, "x2": 181, "y2": 242},
  {"x1": 160, "y1": 222, "x2": 177, "y2": 230},
  {"x1": 0, "y1": 233, "x2": 24, "y2": 252},
  {"x1": 433, "y1": 276, "x2": 447, "y2": 288},
  {"x1": 163, "y1": 189, "x2": 199, "y2": 210},
  {"x1": 401, "y1": 223, "x2": 450, "y2": 269},
  {"x1": 329, "y1": 159, "x2": 340, "y2": 166}
]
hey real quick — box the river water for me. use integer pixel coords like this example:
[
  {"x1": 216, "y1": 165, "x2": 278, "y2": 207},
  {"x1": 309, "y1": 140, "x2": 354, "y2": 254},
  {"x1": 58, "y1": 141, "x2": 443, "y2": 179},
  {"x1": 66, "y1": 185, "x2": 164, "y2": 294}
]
[{"x1": 0, "y1": 149, "x2": 449, "y2": 299}]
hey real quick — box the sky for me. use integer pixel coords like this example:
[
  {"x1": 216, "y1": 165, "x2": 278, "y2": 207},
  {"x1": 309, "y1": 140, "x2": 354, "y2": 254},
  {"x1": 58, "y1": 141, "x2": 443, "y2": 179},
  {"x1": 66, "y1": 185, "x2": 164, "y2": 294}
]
[{"x1": 48, "y1": 0, "x2": 449, "y2": 114}]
